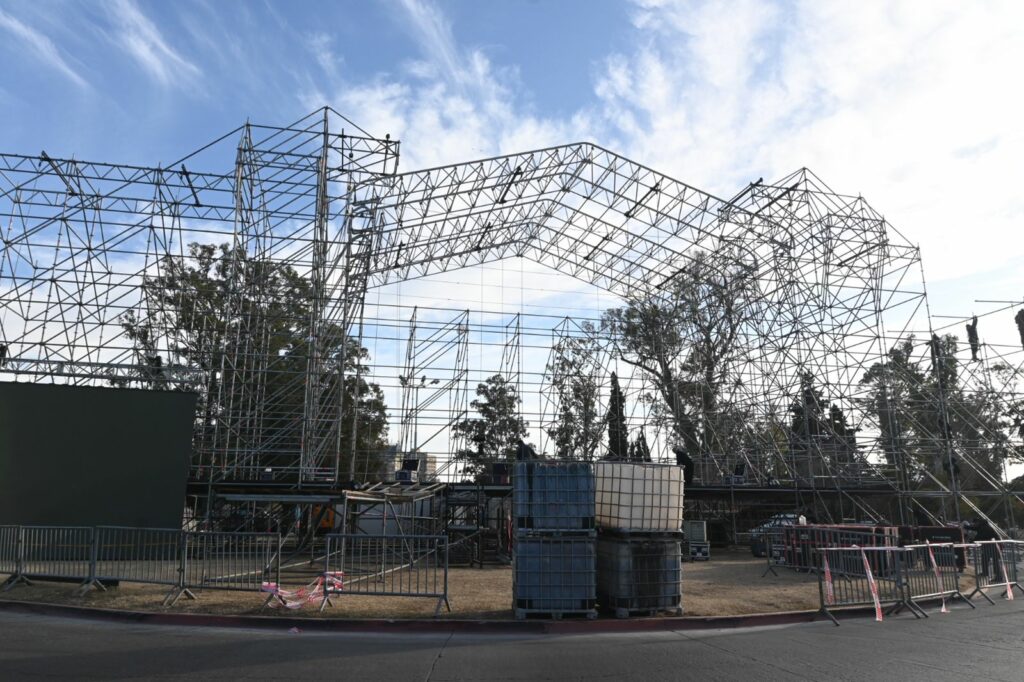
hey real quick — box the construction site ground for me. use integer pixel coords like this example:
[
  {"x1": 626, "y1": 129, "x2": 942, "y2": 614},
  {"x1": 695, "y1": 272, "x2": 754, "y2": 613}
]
[{"x1": 0, "y1": 547, "x2": 854, "y2": 619}]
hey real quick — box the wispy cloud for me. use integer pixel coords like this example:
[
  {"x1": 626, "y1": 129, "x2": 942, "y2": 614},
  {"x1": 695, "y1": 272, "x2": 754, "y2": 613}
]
[
  {"x1": 396, "y1": 0, "x2": 468, "y2": 88},
  {"x1": 313, "y1": 0, "x2": 1023, "y2": 287},
  {"x1": 0, "y1": 8, "x2": 88, "y2": 88},
  {"x1": 107, "y1": 0, "x2": 201, "y2": 90},
  {"x1": 306, "y1": 0, "x2": 588, "y2": 170}
]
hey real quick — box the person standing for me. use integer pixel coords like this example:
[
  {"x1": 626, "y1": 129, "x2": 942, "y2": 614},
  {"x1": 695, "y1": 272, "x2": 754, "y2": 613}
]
[{"x1": 973, "y1": 518, "x2": 1002, "y2": 581}]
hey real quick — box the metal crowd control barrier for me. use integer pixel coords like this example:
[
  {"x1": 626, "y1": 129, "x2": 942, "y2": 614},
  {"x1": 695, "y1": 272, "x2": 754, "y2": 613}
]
[
  {"x1": 785, "y1": 526, "x2": 897, "y2": 572},
  {"x1": 93, "y1": 526, "x2": 185, "y2": 604},
  {"x1": 18, "y1": 526, "x2": 101, "y2": 593},
  {"x1": 817, "y1": 546, "x2": 907, "y2": 626},
  {"x1": 177, "y1": 531, "x2": 280, "y2": 604},
  {"x1": 902, "y1": 543, "x2": 972, "y2": 616},
  {"x1": 0, "y1": 525, "x2": 283, "y2": 605},
  {"x1": 321, "y1": 534, "x2": 450, "y2": 616},
  {"x1": 965, "y1": 540, "x2": 1024, "y2": 604},
  {"x1": 762, "y1": 527, "x2": 786, "y2": 577},
  {"x1": 0, "y1": 526, "x2": 19, "y2": 579}
]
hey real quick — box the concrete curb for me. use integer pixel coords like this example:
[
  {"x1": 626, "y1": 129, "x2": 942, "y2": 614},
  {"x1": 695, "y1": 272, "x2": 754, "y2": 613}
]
[{"x1": 0, "y1": 599, "x2": 880, "y2": 634}]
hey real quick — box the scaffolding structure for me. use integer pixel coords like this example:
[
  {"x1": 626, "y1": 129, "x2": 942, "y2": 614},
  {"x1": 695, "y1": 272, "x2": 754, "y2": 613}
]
[{"x1": 1, "y1": 108, "x2": 1022, "y2": 531}]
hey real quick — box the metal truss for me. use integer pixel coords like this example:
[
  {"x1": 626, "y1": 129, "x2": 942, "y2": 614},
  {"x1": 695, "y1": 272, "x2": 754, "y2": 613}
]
[
  {"x1": 1, "y1": 107, "x2": 1021, "y2": 531},
  {"x1": 397, "y1": 306, "x2": 470, "y2": 469}
]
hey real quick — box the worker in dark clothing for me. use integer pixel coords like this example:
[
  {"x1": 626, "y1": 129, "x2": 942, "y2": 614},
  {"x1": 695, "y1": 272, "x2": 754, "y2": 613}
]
[
  {"x1": 966, "y1": 316, "x2": 980, "y2": 361},
  {"x1": 672, "y1": 445, "x2": 694, "y2": 485},
  {"x1": 146, "y1": 354, "x2": 163, "y2": 380},
  {"x1": 1016, "y1": 310, "x2": 1024, "y2": 351},
  {"x1": 973, "y1": 518, "x2": 1002, "y2": 581},
  {"x1": 0, "y1": 343, "x2": 6, "y2": 368},
  {"x1": 943, "y1": 455, "x2": 961, "y2": 480},
  {"x1": 515, "y1": 439, "x2": 537, "y2": 461}
]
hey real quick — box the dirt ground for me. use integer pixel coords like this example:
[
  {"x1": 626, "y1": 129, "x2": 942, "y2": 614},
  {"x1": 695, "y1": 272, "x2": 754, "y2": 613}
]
[{"x1": 0, "y1": 547, "x2": 838, "y2": 619}]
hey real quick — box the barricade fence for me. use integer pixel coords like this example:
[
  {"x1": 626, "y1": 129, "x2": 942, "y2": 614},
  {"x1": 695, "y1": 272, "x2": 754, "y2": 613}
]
[
  {"x1": 901, "y1": 543, "x2": 969, "y2": 616},
  {"x1": 762, "y1": 527, "x2": 786, "y2": 577},
  {"x1": 965, "y1": 540, "x2": 1024, "y2": 604},
  {"x1": 19, "y1": 526, "x2": 98, "y2": 592},
  {"x1": 318, "y1": 534, "x2": 450, "y2": 616},
  {"x1": 0, "y1": 525, "x2": 452, "y2": 615},
  {"x1": 0, "y1": 526, "x2": 19, "y2": 576},
  {"x1": 782, "y1": 526, "x2": 898, "y2": 572},
  {"x1": 818, "y1": 540, "x2": 1024, "y2": 625},
  {"x1": 93, "y1": 526, "x2": 182, "y2": 589},
  {"x1": 0, "y1": 525, "x2": 282, "y2": 603},
  {"x1": 818, "y1": 546, "x2": 905, "y2": 625},
  {"x1": 182, "y1": 531, "x2": 279, "y2": 593}
]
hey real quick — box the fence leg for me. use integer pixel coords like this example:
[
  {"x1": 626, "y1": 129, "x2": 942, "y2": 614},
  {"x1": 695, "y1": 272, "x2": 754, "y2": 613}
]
[
  {"x1": 950, "y1": 586, "x2": 976, "y2": 609},
  {"x1": 260, "y1": 591, "x2": 285, "y2": 612},
  {"x1": 2, "y1": 527, "x2": 31, "y2": 592},
  {"x1": 162, "y1": 586, "x2": 196, "y2": 607},
  {"x1": 77, "y1": 579, "x2": 107, "y2": 596},
  {"x1": 899, "y1": 599, "x2": 926, "y2": 619},
  {"x1": 971, "y1": 586, "x2": 996, "y2": 606},
  {"x1": 818, "y1": 606, "x2": 839, "y2": 627},
  {"x1": 432, "y1": 595, "x2": 452, "y2": 618},
  {"x1": 77, "y1": 531, "x2": 106, "y2": 596},
  {"x1": 163, "y1": 532, "x2": 196, "y2": 607},
  {"x1": 0, "y1": 573, "x2": 31, "y2": 592}
]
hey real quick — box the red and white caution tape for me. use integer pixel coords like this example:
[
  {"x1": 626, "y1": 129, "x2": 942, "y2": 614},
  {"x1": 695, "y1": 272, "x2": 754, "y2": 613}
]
[
  {"x1": 859, "y1": 547, "x2": 883, "y2": 622},
  {"x1": 998, "y1": 544, "x2": 1014, "y2": 601},
  {"x1": 926, "y1": 542, "x2": 949, "y2": 613},
  {"x1": 262, "y1": 572, "x2": 345, "y2": 610},
  {"x1": 823, "y1": 553, "x2": 835, "y2": 606}
]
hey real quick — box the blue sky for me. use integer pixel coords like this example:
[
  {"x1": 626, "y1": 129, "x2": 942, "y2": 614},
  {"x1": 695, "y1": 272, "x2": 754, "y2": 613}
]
[{"x1": 1, "y1": 0, "x2": 1023, "y2": 334}]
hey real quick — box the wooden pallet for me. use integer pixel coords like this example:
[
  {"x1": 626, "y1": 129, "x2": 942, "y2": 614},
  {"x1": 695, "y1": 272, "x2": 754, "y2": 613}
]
[{"x1": 514, "y1": 608, "x2": 598, "y2": 621}]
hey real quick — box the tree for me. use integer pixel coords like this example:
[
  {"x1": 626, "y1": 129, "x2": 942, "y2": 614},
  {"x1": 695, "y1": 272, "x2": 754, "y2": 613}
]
[
  {"x1": 602, "y1": 248, "x2": 758, "y2": 461},
  {"x1": 628, "y1": 430, "x2": 652, "y2": 462},
  {"x1": 453, "y1": 374, "x2": 528, "y2": 477},
  {"x1": 860, "y1": 335, "x2": 1017, "y2": 490},
  {"x1": 119, "y1": 242, "x2": 391, "y2": 482},
  {"x1": 545, "y1": 324, "x2": 605, "y2": 460},
  {"x1": 786, "y1": 372, "x2": 859, "y2": 480},
  {"x1": 605, "y1": 372, "x2": 629, "y2": 459}
]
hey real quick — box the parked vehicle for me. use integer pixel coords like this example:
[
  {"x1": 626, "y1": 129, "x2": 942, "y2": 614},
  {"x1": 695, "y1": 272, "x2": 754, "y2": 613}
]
[{"x1": 749, "y1": 513, "x2": 801, "y2": 557}]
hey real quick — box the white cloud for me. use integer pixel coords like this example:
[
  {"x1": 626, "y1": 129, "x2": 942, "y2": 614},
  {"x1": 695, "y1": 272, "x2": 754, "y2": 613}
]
[
  {"x1": 302, "y1": 0, "x2": 1024, "y2": 290},
  {"x1": 302, "y1": 0, "x2": 593, "y2": 170},
  {"x1": 0, "y1": 8, "x2": 88, "y2": 88},
  {"x1": 597, "y1": 0, "x2": 1024, "y2": 284},
  {"x1": 107, "y1": 0, "x2": 201, "y2": 90}
]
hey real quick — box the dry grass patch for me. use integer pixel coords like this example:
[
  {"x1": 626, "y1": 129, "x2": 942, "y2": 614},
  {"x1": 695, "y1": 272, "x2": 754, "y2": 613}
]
[{"x1": 0, "y1": 548, "x2": 842, "y2": 619}]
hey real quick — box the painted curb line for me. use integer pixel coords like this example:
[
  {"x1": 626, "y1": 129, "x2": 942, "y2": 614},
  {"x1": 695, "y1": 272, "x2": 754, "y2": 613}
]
[{"x1": 0, "y1": 599, "x2": 882, "y2": 634}]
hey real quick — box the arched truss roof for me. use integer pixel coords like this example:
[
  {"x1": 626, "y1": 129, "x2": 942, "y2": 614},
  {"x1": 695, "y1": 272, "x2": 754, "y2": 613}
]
[
  {"x1": 0, "y1": 108, "x2": 930, "y2": 487},
  {"x1": 358, "y1": 143, "x2": 920, "y2": 300}
]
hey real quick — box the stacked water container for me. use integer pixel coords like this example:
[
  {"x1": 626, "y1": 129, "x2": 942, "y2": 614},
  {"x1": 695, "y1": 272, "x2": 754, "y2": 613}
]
[
  {"x1": 594, "y1": 462, "x2": 685, "y2": 618},
  {"x1": 512, "y1": 461, "x2": 597, "y2": 620}
]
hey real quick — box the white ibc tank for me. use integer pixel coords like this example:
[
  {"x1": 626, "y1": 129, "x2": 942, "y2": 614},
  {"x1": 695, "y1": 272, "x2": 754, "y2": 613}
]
[{"x1": 594, "y1": 462, "x2": 684, "y2": 533}]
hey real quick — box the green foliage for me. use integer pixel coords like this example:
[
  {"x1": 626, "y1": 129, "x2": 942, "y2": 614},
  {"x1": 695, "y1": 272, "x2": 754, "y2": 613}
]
[
  {"x1": 606, "y1": 371, "x2": 629, "y2": 459},
  {"x1": 602, "y1": 248, "x2": 758, "y2": 459},
  {"x1": 860, "y1": 334, "x2": 1022, "y2": 489},
  {"x1": 788, "y1": 372, "x2": 858, "y2": 466},
  {"x1": 628, "y1": 430, "x2": 652, "y2": 462},
  {"x1": 119, "y1": 242, "x2": 390, "y2": 481},
  {"x1": 545, "y1": 325, "x2": 604, "y2": 460},
  {"x1": 453, "y1": 374, "x2": 529, "y2": 477}
]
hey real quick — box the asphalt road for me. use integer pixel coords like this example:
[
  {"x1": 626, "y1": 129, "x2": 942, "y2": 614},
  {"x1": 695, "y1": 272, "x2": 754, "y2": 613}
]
[{"x1": 0, "y1": 601, "x2": 1022, "y2": 681}]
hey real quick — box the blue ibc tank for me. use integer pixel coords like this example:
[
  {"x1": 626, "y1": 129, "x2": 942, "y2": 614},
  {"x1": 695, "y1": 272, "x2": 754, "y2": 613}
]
[
  {"x1": 513, "y1": 461, "x2": 595, "y2": 532},
  {"x1": 513, "y1": 537, "x2": 596, "y2": 612},
  {"x1": 596, "y1": 536, "x2": 682, "y2": 612}
]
